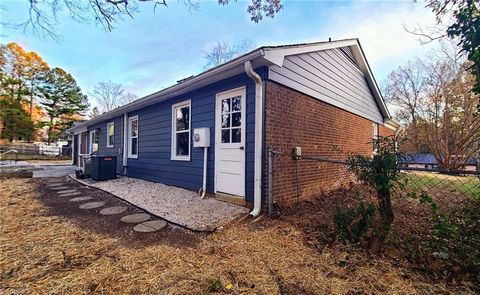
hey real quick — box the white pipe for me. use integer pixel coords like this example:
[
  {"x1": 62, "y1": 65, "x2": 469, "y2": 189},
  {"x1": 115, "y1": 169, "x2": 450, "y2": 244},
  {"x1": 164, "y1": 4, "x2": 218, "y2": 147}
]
[
  {"x1": 122, "y1": 113, "x2": 128, "y2": 174},
  {"x1": 200, "y1": 146, "x2": 208, "y2": 199},
  {"x1": 71, "y1": 134, "x2": 75, "y2": 166},
  {"x1": 245, "y1": 61, "x2": 263, "y2": 217}
]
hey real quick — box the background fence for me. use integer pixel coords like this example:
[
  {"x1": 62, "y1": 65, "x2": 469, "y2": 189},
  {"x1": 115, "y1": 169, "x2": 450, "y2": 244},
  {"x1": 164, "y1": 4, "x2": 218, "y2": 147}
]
[
  {"x1": 267, "y1": 147, "x2": 480, "y2": 215},
  {"x1": 0, "y1": 144, "x2": 71, "y2": 162}
]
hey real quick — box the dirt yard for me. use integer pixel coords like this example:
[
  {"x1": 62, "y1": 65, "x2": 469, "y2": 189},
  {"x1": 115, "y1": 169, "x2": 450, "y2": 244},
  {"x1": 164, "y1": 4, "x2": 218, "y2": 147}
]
[{"x1": 0, "y1": 178, "x2": 476, "y2": 294}]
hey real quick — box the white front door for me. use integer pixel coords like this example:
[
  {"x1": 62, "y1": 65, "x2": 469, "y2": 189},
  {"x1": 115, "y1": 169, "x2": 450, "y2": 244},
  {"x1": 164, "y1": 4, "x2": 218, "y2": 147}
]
[{"x1": 215, "y1": 87, "x2": 246, "y2": 197}]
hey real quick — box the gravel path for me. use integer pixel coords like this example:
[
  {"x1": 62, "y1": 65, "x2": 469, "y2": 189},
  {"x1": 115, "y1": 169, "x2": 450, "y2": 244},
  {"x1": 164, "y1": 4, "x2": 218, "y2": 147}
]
[{"x1": 71, "y1": 176, "x2": 249, "y2": 231}]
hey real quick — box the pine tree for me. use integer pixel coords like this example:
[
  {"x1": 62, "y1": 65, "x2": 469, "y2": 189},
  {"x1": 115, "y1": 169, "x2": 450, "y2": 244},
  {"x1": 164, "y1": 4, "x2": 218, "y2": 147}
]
[{"x1": 39, "y1": 67, "x2": 89, "y2": 143}]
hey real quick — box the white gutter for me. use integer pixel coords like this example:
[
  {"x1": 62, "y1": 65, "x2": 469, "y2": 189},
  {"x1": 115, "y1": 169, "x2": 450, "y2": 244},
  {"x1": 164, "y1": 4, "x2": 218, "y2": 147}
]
[
  {"x1": 245, "y1": 61, "x2": 263, "y2": 217},
  {"x1": 68, "y1": 50, "x2": 265, "y2": 134},
  {"x1": 122, "y1": 113, "x2": 128, "y2": 173}
]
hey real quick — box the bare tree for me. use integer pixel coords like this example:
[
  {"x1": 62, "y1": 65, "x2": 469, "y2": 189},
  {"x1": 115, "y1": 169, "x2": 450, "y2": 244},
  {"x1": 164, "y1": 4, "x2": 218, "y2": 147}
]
[
  {"x1": 383, "y1": 58, "x2": 428, "y2": 153},
  {"x1": 385, "y1": 43, "x2": 480, "y2": 170},
  {"x1": 91, "y1": 81, "x2": 125, "y2": 113},
  {"x1": 204, "y1": 39, "x2": 256, "y2": 69},
  {"x1": 418, "y1": 56, "x2": 480, "y2": 170},
  {"x1": 122, "y1": 92, "x2": 139, "y2": 105},
  {"x1": 4, "y1": 1, "x2": 283, "y2": 39}
]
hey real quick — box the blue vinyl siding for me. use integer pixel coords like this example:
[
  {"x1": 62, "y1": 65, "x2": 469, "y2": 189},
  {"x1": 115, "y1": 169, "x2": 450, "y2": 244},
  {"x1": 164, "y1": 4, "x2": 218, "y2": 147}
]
[
  {"x1": 87, "y1": 116, "x2": 124, "y2": 174},
  {"x1": 86, "y1": 68, "x2": 267, "y2": 202}
]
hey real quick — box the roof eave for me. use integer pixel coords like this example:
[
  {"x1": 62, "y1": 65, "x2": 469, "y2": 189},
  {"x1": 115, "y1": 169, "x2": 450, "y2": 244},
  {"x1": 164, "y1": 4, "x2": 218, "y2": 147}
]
[{"x1": 69, "y1": 49, "x2": 267, "y2": 133}]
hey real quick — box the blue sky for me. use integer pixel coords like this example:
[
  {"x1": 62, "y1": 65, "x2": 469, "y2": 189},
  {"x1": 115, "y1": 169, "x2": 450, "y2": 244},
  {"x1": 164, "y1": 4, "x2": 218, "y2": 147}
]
[{"x1": 1, "y1": 0, "x2": 439, "y2": 107}]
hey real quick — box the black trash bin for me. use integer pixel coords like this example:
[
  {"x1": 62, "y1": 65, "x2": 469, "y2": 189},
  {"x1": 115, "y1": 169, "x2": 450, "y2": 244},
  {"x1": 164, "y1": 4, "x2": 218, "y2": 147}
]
[{"x1": 91, "y1": 155, "x2": 117, "y2": 181}]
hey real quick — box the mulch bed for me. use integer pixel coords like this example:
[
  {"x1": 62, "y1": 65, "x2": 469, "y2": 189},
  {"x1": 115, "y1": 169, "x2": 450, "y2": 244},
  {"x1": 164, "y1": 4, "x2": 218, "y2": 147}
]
[
  {"x1": 34, "y1": 176, "x2": 202, "y2": 249},
  {"x1": 279, "y1": 184, "x2": 480, "y2": 290}
]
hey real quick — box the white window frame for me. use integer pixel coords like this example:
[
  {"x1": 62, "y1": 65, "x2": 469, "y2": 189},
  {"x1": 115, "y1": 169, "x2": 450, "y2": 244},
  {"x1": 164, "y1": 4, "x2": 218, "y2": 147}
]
[
  {"x1": 107, "y1": 122, "x2": 115, "y2": 148},
  {"x1": 128, "y1": 116, "x2": 138, "y2": 159},
  {"x1": 89, "y1": 130, "x2": 99, "y2": 154},
  {"x1": 171, "y1": 100, "x2": 191, "y2": 161},
  {"x1": 372, "y1": 123, "x2": 379, "y2": 154}
]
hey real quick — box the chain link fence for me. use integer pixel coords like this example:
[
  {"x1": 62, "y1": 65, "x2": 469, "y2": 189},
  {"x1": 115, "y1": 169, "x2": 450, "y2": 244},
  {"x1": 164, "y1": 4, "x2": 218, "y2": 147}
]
[{"x1": 267, "y1": 147, "x2": 480, "y2": 216}]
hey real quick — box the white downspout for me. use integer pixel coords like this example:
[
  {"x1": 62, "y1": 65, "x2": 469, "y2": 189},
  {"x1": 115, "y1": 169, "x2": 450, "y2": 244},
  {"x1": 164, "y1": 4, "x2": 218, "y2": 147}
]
[
  {"x1": 245, "y1": 61, "x2": 263, "y2": 217},
  {"x1": 123, "y1": 113, "x2": 128, "y2": 174},
  {"x1": 71, "y1": 133, "x2": 75, "y2": 166},
  {"x1": 200, "y1": 147, "x2": 208, "y2": 199}
]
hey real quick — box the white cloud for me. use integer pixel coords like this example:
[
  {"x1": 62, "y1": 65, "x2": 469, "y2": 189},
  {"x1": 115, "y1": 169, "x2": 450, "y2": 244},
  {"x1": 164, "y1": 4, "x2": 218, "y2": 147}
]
[{"x1": 327, "y1": 3, "x2": 441, "y2": 77}]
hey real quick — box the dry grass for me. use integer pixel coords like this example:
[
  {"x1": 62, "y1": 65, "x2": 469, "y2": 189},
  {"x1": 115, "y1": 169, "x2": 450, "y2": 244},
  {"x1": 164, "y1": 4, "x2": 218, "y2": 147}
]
[{"x1": 0, "y1": 178, "x2": 474, "y2": 294}]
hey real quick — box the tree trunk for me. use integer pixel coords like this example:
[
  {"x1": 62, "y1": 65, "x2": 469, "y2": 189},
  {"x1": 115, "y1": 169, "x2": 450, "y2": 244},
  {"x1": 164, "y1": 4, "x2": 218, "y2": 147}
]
[{"x1": 369, "y1": 188, "x2": 394, "y2": 253}]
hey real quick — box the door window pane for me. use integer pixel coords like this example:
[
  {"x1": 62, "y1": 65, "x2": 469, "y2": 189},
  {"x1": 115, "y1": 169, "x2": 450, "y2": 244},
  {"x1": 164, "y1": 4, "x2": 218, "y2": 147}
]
[
  {"x1": 232, "y1": 112, "x2": 241, "y2": 127},
  {"x1": 222, "y1": 98, "x2": 230, "y2": 113},
  {"x1": 221, "y1": 129, "x2": 230, "y2": 143},
  {"x1": 232, "y1": 96, "x2": 241, "y2": 111},
  {"x1": 221, "y1": 113, "x2": 230, "y2": 128},
  {"x1": 232, "y1": 128, "x2": 241, "y2": 143}
]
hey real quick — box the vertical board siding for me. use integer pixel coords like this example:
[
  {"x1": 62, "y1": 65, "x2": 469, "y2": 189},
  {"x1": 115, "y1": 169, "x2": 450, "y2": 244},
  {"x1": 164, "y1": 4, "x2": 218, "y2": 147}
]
[
  {"x1": 106, "y1": 69, "x2": 266, "y2": 202},
  {"x1": 268, "y1": 47, "x2": 384, "y2": 124}
]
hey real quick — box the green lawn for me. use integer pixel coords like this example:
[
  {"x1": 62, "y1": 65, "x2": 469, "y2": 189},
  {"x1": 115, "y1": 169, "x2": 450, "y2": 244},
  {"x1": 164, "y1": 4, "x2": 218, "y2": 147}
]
[{"x1": 398, "y1": 172, "x2": 480, "y2": 200}]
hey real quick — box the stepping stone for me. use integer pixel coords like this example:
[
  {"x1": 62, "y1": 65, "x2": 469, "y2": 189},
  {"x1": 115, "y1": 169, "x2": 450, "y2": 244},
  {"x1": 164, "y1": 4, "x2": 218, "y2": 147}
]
[
  {"x1": 70, "y1": 196, "x2": 93, "y2": 202},
  {"x1": 51, "y1": 186, "x2": 69, "y2": 190},
  {"x1": 59, "y1": 192, "x2": 82, "y2": 197},
  {"x1": 100, "y1": 206, "x2": 127, "y2": 215},
  {"x1": 133, "y1": 220, "x2": 167, "y2": 233},
  {"x1": 57, "y1": 189, "x2": 78, "y2": 194},
  {"x1": 79, "y1": 201, "x2": 105, "y2": 209},
  {"x1": 121, "y1": 213, "x2": 150, "y2": 223}
]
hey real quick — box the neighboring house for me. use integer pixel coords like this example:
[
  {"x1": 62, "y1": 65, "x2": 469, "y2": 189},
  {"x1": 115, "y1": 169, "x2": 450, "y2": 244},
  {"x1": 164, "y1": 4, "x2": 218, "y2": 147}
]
[
  {"x1": 401, "y1": 153, "x2": 478, "y2": 171},
  {"x1": 68, "y1": 38, "x2": 398, "y2": 215}
]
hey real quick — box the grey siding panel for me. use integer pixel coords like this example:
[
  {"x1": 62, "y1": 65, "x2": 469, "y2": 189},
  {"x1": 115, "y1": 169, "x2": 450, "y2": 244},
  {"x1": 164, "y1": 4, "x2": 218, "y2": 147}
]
[{"x1": 268, "y1": 48, "x2": 384, "y2": 123}]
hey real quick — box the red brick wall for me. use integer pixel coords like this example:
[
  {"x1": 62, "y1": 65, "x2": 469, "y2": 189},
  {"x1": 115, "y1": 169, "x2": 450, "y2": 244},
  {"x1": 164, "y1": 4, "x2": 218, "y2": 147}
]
[{"x1": 264, "y1": 81, "x2": 394, "y2": 205}]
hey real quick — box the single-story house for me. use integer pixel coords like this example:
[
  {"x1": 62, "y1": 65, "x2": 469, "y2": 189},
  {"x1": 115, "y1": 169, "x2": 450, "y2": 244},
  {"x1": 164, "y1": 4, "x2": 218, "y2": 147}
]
[{"x1": 68, "y1": 38, "x2": 398, "y2": 216}]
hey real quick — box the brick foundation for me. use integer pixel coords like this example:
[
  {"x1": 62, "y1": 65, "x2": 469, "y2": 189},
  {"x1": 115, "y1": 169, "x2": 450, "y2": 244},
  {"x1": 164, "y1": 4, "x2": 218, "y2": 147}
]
[{"x1": 263, "y1": 80, "x2": 395, "y2": 205}]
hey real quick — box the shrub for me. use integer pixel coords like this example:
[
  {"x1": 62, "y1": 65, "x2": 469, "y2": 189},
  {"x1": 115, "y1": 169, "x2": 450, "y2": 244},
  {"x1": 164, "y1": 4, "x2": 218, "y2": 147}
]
[{"x1": 334, "y1": 201, "x2": 376, "y2": 244}]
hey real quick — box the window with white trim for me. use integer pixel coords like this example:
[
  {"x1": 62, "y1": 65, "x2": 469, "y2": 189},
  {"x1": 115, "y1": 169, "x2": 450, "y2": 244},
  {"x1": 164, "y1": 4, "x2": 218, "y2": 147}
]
[
  {"x1": 171, "y1": 100, "x2": 191, "y2": 160},
  {"x1": 372, "y1": 123, "x2": 379, "y2": 153},
  {"x1": 107, "y1": 122, "x2": 114, "y2": 148},
  {"x1": 128, "y1": 116, "x2": 138, "y2": 158},
  {"x1": 89, "y1": 130, "x2": 99, "y2": 153}
]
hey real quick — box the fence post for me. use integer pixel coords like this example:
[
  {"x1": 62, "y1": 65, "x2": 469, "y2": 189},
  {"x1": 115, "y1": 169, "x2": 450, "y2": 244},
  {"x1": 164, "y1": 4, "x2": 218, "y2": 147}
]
[{"x1": 268, "y1": 146, "x2": 274, "y2": 217}]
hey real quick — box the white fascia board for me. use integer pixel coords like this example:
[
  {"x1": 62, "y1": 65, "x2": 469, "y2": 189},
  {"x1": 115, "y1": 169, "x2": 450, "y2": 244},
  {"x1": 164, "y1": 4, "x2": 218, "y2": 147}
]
[
  {"x1": 349, "y1": 42, "x2": 391, "y2": 119},
  {"x1": 384, "y1": 118, "x2": 401, "y2": 131},
  {"x1": 73, "y1": 127, "x2": 87, "y2": 134}
]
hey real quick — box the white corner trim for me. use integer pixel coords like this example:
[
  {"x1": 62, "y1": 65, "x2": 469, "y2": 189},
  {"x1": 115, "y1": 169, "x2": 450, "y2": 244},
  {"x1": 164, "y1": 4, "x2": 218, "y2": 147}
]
[{"x1": 171, "y1": 100, "x2": 191, "y2": 161}]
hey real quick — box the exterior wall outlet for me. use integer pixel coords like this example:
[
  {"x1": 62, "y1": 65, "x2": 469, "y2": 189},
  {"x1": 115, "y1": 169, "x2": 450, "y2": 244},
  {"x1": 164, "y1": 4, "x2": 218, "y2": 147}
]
[{"x1": 292, "y1": 146, "x2": 302, "y2": 160}]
